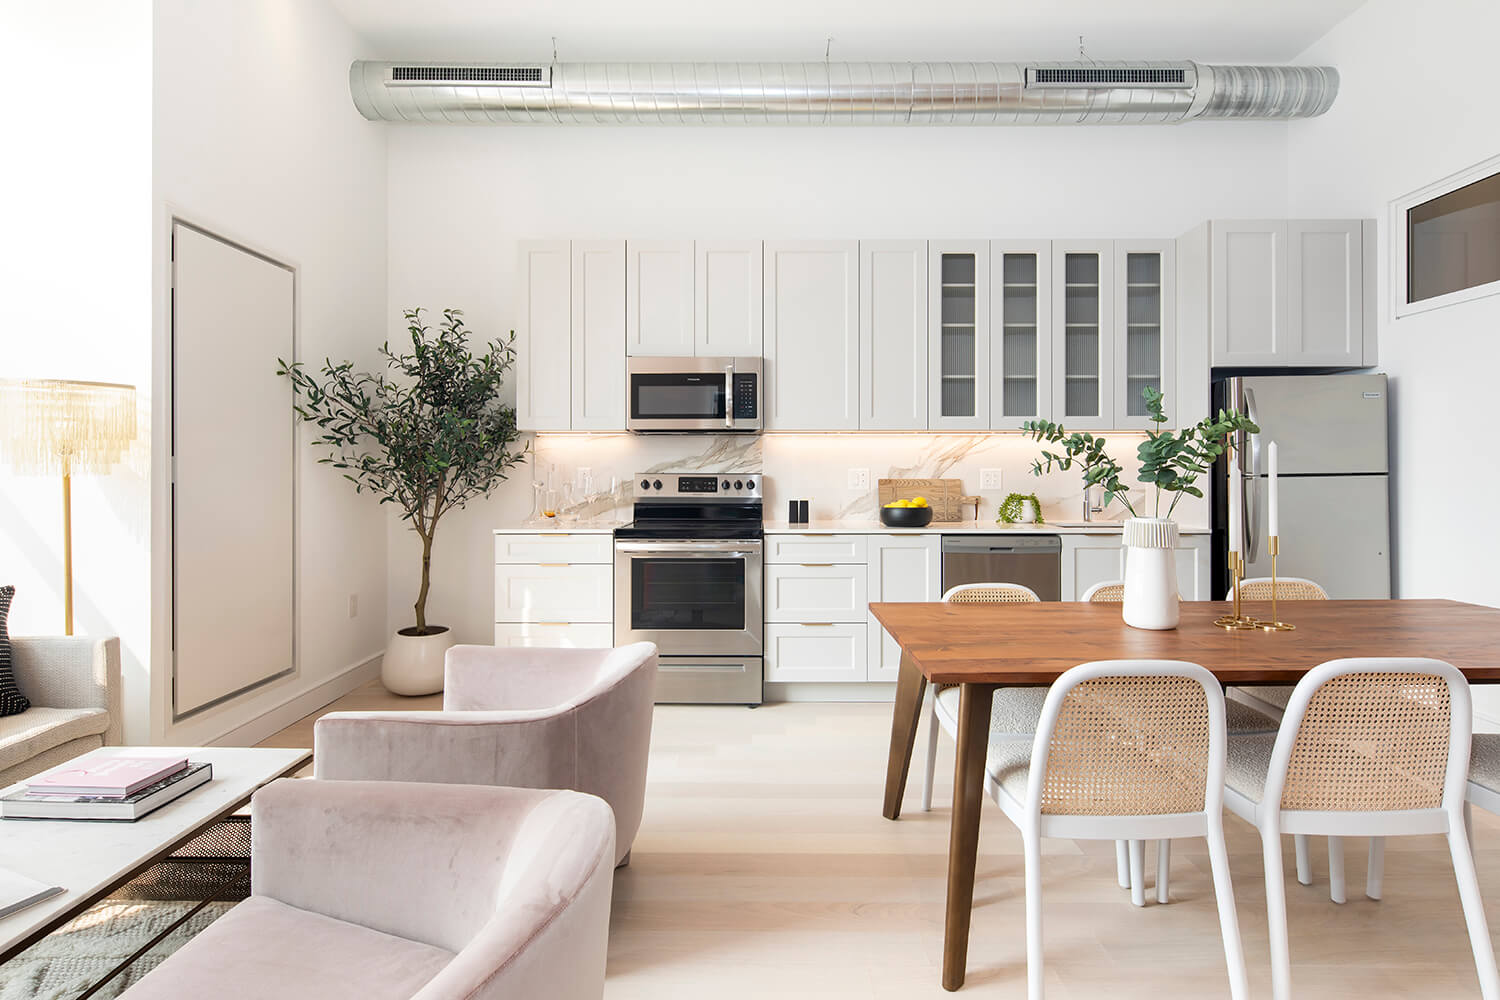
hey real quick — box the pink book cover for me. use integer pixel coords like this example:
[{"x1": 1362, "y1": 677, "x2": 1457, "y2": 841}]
[{"x1": 27, "y1": 756, "x2": 190, "y2": 797}]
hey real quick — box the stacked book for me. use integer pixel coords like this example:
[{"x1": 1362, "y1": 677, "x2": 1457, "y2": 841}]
[{"x1": 1, "y1": 755, "x2": 212, "y2": 821}]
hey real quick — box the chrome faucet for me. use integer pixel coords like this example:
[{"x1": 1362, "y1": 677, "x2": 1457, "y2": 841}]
[{"x1": 1082, "y1": 485, "x2": 1103, "y2": 522}]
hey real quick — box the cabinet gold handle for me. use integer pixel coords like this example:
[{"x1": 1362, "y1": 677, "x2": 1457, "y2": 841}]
[
  {"x1": 538, "y1": 562, "x2": 570, "y2": 567},
  {"x1": 800, "y1": 563, "x2": 835, "y2": 568},
  {"x1": 802, "y1": 622, "x2": 837, "y2": 627},
  {"x1": 537, "y1": 622, "x2": 571, "y2": 627}
]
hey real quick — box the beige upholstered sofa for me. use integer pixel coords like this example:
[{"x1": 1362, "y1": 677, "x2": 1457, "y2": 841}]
[
  {"x1": 314, "y1": 642, "x2": 657, "y2": 867},
  {"x1": 0, "y1": 636, "x2": 121, "y2": 787},
  {"x1": 120, "y1": 779, "x2": 616, "y2": 1000}
]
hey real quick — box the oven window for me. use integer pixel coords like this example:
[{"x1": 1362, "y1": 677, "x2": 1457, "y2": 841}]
[
  {"x1": 631, "y1": 375, "x2": 726, "y2": 420},
  {"x1": 631, "y1": 558, "x2": 745, "y2": 630}
]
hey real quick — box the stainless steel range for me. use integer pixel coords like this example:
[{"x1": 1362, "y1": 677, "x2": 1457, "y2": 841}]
[{"x1": 614, "y1": 473, "x2": 763, "y2": 705}]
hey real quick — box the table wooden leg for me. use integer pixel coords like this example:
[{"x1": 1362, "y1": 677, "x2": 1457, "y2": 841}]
[
  {"x1": 882, "y1": 648, "x2": 928, "y2": 821},
  {"x1": 944, "y1": 682, "x2": 996, "y2": 992}
]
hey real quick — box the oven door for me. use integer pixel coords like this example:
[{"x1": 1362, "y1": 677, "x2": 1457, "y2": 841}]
[{"x1": 614, "y1": 540, "x2": 764, "y2": 655}]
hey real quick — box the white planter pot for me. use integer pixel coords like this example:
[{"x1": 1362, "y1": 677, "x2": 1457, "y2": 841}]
[
  {"x1": 382, "y1": 627, "x2": 455, "y2": 696},
  {"x1": 1122, "y1": 518, "x2": 1180, "y2": 631}
]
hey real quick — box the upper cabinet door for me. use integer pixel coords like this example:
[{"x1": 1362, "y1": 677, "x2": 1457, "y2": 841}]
[
  {"x1": 763, "y1": 241, "x2": 860, "y2": 431},
  {"x1": 1286, "y1": 220, "x2": 1365, "y2": 366},
  {"x1": 1112, "y1": 240, "x2": 1176, "y2": 430},
  {"x1": 990, "y1": 241, "x2": 1051, "y2": 430},
  {"x1": 570, "y1": 240, "x2": 626, "y2": 431},
  {"x1": 695, "y1": 240, "x2": 763, "y2": 357},
  {"x1": 517, "y1": 240, "x2": 572, "y2": 431},
  {"x1": 860, "y1": 240, "x2": 928, "y2": 430},
  {"x1": 1210, "y1": 220, "x2": 1288, "y2": 366},
  {"x1": 626, "y1": 240, "x2": 694, "y2": 356},
  {"x1": 1052, "y1": 241, "x2": 1115, "y2": 430},
  {"x1": 928, "y1": 241, "x2": 991, "y2": 430}
]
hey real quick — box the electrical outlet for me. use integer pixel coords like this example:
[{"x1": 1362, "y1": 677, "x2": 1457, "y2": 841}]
[
  {"x1": 848, "y1": 468, "x2": 870, "y2": 491},
  {"x1": 980, "y1": 468, "x2": 1004, "y2": 492},
  {"x1": 348, "y1": 594, "x2": 358, "y2": 619}
]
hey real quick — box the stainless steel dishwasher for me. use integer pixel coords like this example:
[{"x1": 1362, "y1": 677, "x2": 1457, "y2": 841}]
[{"x1": 940, "y1": 535, "x2": 1062, "y2": 600}]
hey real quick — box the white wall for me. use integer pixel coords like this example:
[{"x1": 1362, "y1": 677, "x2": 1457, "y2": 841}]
[
  {"x1": 0, "y1": 2, "x2": 153, "y2": 739},
  {"x1": 386, "y1": 122, "x2": 1291, "y2": 642},
  {"x1": 152, "y1": 0, "x2": 389, "y2": 744}
]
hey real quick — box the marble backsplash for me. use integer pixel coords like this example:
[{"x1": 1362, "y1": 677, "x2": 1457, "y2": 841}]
[{"x1": 526, "y1": 431, "x2": 1209, "y2": 528}]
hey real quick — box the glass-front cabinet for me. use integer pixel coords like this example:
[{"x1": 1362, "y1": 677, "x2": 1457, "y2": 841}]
[
  {"x1": 927, "y1": 241, "x2": 990, "y2": 430},
  {"x1": 1113, "y1": 240, "x2": 1176, "y2": 429},
  {"x1": 1051, "y1": 242, "x2": 1115, "y2": 430},
  {"x1": 990, "y1": 241, "x2": 1052, "y2": 429}
]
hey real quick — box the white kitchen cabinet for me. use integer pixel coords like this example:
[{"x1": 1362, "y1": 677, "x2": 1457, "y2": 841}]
[
  {"x1": 626, "y1": 240, "x2": 695, "y2": 356},
  {"x1": 493, "y1": 622, "x2": 615, "y2": 648},
  {"x1": 516, "y1": 241, "x2": 572, "y2": 431},
  {"x1": 570, "y1": 241, "x2": 626, "y2": 431},
  {"x1": 763, "y1": 241, "x2": 860, "y2": 430},
  {"x1": 494, "y1": 563, "x2": 613, "y2": 623},
  {"x1": 764, "y1": 623, "x2": 868, "y2": 683},
  {"x1": 860, "y1": 240, "x2": 928, "y2": 430},
  {"x1": 991, "y1": 241, "x2": 1051, "y2": 430},
  {"x1": 495, "y1": 533, "x2": 614, "y2": 564},
  {"x1": 1113, "y1": 240, "x2": 1176, "y2": 430},
  {"x1": 1061, "y1": 534, "x2": 1124, "y2": 602},
  {"x1": 765, "y1": 533, "x2": 867, "y2": 564},
  {"x1": 765, "y1": 563, "x2": 869, "y2": 623},
  {"x1": 1052, "y1": 241, "x2": 1115, "y2": 430},
  {"x1": 866, "y1": 534, "x2": 941, "y2": 682},
  {"x1": 928, "y1": 241, "x2": 991, "y2": 430},
  {"x1": 695, "y1": 240, "x2": 762, "y2": 356},
  {"x1": 1202, "y1": 220, "x2": 1374, "y2": 368}
]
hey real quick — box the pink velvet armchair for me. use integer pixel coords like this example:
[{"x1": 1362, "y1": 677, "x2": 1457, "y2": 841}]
[{"x1": 314, "y1": 642, "x2": 657, "y2": 867}]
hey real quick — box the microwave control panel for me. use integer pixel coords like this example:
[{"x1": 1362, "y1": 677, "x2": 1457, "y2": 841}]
[{"x1": 733, "y1": 373, "x2": 758, "y2": 419}]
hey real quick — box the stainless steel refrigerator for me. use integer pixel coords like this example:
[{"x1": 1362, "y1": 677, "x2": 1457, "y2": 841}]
[{"x1": 1211, "y1": 374, "x2": 1391, "y2": 599}]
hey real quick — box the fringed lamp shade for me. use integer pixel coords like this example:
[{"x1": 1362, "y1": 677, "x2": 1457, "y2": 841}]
[{"x1": 0, "y1": 379, "x2": 137, "y2": 475}]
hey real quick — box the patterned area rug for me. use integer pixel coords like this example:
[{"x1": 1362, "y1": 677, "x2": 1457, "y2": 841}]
[{"x1": 0, "y1": 899, "x2": 234, "y2": 1000}]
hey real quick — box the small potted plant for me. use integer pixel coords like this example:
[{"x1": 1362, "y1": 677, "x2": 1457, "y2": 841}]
[
  {"x1": 1023, "y1": 387, "x2": 1257, "y2": 629},
  {"x1": 280, "y1": 308, "x2": 526, "y2": 693}
]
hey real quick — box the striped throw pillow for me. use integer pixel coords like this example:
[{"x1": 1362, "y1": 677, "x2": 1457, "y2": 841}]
[{"x1": 0, "y1": 586, "x2": 29, "y2": 716}]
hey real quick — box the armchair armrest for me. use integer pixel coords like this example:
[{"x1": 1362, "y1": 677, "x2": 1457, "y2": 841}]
[{"x1": 9, "y1": 636, "x2": 121, "y2": 744}]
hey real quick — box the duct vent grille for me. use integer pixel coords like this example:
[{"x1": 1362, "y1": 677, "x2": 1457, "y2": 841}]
[
  {"x1": 1028, "y1": 67, "x2": 1189, "y2": 88},
  {"x1": 388, "y1": 65, "x2": 549, "y2": 86}
]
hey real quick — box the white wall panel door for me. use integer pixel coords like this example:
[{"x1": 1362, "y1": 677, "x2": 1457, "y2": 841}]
[
  {"x1": 695, "y1": 240, "x2": 762, "y2": 356},
  {"x1": 627, "y1": 240, "x2": 694, "y2": 356},
  {"x1": 517, "y1": 241, "x2": 572, "y2": 430},
  {"x1": 763, "y1": 241, "x2": 859, "y2": 430},
  {"x1": 570, "y1": 241, "x2": 626, "y2": 430},
  {"x1": 171, "y1": 223, "x2": 295, "y2": 717},
  {"x1": 860, "y1": 240, "x2": 928, "y2": 430},
  {"x1": 866, "y1": 535, "x2": 940, "y2": 681}
]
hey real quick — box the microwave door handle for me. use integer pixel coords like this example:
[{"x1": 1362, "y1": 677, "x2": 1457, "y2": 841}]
[{"x1": 724, "y1": 363, "x2": 735, "y2": 430}]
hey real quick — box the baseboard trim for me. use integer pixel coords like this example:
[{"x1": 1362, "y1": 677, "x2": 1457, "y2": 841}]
[
  {"x1": 763, "y1": 682, "x2": 896, "y2": 703},
  {"x1": 209, "y1": 651, "x2": 383, "y2": 748}
]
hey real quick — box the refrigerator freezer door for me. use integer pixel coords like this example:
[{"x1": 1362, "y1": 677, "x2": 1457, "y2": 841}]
[
  {"x1": 1242, "y1": 374, "x2": 1388, "y2": 475},
  {"x1": 1241, "y1": 474, "x2": 1390, "y2": 598}
]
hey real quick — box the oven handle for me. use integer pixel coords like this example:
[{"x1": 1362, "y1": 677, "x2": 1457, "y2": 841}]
[{"x1": 615, "y1": 541, "x2": 761, "y2": 556}]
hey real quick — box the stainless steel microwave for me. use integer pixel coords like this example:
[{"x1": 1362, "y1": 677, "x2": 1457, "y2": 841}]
[{"x1": 625, "y1": 356, "x2": 763, "y2": 433}]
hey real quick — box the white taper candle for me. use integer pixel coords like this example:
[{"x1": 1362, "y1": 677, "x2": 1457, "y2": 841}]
[
  {"x1": 1228, "y1": 451, "x2": 1242, "y2": 556},
  {"x1": 1267, "y1": 441, "x2": 1279, "y2": 540}
]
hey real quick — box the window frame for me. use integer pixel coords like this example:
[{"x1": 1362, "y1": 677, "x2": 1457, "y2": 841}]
[{"x1": 1391, "y1": 150, "x2": 1500, "y2": 319}]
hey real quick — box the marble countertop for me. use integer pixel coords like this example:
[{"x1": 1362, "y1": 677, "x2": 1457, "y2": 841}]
[
  {"x1": 761, "y1": 519, "x2": 1209, "y2": 535},
  {"x1": 493, "y1": 522, "x2": 627, "y2": 535}
]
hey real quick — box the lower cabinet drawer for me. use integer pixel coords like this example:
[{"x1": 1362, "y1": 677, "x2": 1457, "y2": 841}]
[
  {"x1": 494, "y1": 564, "x2": 612, "y2": 623},
  {"x1": 765, "y1": 564, "x2": 868, "y2": 622},
  {"x1": 866, "y1": 618, "x2": 904, "y2": 683},
  {"x1": 493, "y1": 622, "x2": 615, "y2": 649},
  {"x1": 764, "y1": 623, "x2": 867, "y2": 683}
]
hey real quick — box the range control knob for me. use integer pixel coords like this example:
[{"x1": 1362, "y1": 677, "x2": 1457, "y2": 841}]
[
  {"x1": 640, "y1": 479, "x2": 650, "y2": 491},
  {"x1": 734, "y1": 480, "x2": 743, "y2": 490},
  {"x1": 744, "y1": 478, "x2": 755, "y2": 491},
  {"x1": 722, "y1": 479, "x2": 731, "y2": 490},
  {"x1": 652, "y1": 479, "x2": 663, "y2": 491}
]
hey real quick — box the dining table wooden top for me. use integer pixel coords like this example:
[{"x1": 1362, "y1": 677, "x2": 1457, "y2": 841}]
[{"x1": 868, "y1": 598, "x2": 1500, "y2": 686}]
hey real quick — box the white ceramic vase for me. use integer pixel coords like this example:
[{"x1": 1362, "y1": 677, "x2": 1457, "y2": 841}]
[
  {"x1": 1122, "y1": 517, "x2": 1180, "y2": 631},
  {"x1": 382, "y1": 627, "x2": 455, "y2": 696}
]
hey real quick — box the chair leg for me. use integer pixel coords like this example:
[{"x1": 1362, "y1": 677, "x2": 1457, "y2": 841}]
[
  {"x1": 1294, "y1": 834, "x2": 1312, "y2": 886},
  {"x1": 1328, "y1": 836, "x2": 1346, "y2": 904},
  {"x1": 1263, "y1": 829, "x2": 1293, "y2": 1000},
  {"x1": 921, "y1": 695, "x2": 939, "y2": 812},
  {"x1": 1466, "y1": 800, "x2": 1475, "y2": 848},
  {"x1": 1207, "y1": 817, "x2": 1249, "y2": 1000},
  {"x1": 1449, "y1": 821, "x2": 1500, "y2": 1000},
  {"x1": 1366, "y1": 838, "x2": 1385, "y2": 900},
  {"x1": 1024, "y1": 829, "x2": 1045, "y2": 1000},
  {"x1": 1129, "y1": 840, "x2": 1146, "y2": 908},
  {"x1": 1157, "y1": 839, "x2": 1171, "y2": 904},
  {"x1": 1115, "y1": 840, "x2": 1131, "y2": 890}
]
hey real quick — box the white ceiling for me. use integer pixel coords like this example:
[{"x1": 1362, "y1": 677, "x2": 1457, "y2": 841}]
[{"x1": 329, "y1": 0, "x2": 1367, "y2": 64}]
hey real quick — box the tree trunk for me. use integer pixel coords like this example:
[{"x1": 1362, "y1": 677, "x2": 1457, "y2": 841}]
[{"x1": 414, "y1": 530, "x2": 433, "y2": 631}]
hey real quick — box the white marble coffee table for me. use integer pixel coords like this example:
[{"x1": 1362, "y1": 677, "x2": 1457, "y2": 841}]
[{"x1": 0, "y1": 745, "x2": 310, "y2": 964}]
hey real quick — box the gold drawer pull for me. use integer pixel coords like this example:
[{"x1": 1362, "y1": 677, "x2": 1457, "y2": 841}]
[
  {"x1": 800, "y1": 563, "x2": 835, "y2": 568},
  {"x1": 802, "y1": 622, "x2": 837, "y2": 627},
  {"x1": 537, "y1": 562, "x2": 571, "y2": 567},
  {"x1": 537, "y1": 621, "x2": 571, "y2": 627},
  {"x1": 538, "y1": 532, "x2": 570, "y2": 537}
]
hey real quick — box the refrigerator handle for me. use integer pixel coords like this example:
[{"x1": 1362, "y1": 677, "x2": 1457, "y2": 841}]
[{"x1": 1245, "y1": 475, "x2": 1260, "y2": 564}]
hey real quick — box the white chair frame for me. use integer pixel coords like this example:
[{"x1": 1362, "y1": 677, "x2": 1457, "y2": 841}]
[
  {"x1": 1223, "y1": 657, "x2": 1498, "y2": 1000},
  {"x1": 988, "y1": 660, "x2": 1248, "y2": 1000}
]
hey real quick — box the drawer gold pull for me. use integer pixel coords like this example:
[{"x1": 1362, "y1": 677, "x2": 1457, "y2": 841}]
[
  {"x1": 537, "y1": 621, "x2": 571, "y2": 627},
  {"x1": 800, "y1": 563, "x2": 835, "y2": 568},
  {"x1": 802, "y1": 622, "x2": 837, "y2": 627},
  {"x1": 802, "y1": 533, "x2": 836, "y2": 537},
  {"x1": 538, "y1": 533, "x2": 570, "y2": 537},
  {"x1": 537, "y1": 562, "x2": 571, "y2": 567}
]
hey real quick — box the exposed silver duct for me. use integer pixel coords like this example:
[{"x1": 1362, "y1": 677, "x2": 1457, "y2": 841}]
[{"x1": 349, "y1": 59, "x2": 1338, "y2": 125}]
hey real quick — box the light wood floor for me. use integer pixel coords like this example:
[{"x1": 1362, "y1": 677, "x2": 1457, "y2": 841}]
[{"x1": 267, "y1": 683, "x2": 1500, "y2": 998}]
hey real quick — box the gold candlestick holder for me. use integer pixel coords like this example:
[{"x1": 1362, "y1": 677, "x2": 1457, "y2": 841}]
[
  {"x1": 1256, "y1": 536, "x2": 1296, "y2": 631},
  {"x1": 1214, "y1": 551, "x2": 1262, "y2": 630}
]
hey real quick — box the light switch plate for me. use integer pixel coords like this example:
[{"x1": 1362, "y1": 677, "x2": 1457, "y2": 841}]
[
  {"x1": 848, "y1": 468, "x2": 870, "y2": 491},
  {"x1": 980, "y1": 468, "x2": 1004, "y2": 492}
]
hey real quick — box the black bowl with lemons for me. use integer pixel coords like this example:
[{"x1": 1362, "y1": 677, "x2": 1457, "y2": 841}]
[{"x1": 879, "y1": 497, "x2": 934, "y2": 528}]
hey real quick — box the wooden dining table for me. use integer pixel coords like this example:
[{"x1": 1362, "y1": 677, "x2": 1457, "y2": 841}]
[{"x1": 871, "y1": 598, "x2": 1500, "y2": 992}]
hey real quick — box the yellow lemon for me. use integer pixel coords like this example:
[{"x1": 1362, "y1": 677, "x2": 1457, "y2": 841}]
[{"x1": 912, "y1": 496, "x2": 929, "y2": 507}]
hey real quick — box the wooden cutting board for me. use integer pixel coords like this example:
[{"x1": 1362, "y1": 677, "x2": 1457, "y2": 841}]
[{"x1": 877, "y1": 478, "x2": 980, "y2": 522}]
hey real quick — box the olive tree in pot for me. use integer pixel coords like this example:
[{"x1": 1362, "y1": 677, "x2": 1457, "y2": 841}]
[
  {"x1": 1023, "y1": 387, "x2": 1257, "y2": 630},
  {"x1": 279, "y1": 308, "x2": 525, "y2": 694}
]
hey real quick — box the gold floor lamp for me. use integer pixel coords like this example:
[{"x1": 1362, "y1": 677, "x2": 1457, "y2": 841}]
[{"x1": 0, "y1": 379, "x2": 138, "y2": 635}]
